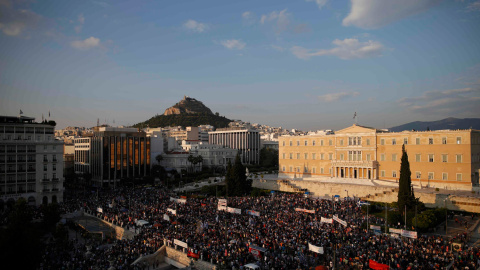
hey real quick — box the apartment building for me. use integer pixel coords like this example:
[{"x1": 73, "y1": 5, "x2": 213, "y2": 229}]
[
  {"x1": 279, "y1": 124, "x2": 480, "y2": 191},
  {"x1": 209, "y1": 128, "x2": 260, "y2": 164}
]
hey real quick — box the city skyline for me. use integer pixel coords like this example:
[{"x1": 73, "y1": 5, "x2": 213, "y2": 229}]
[{"x1": 1, "y1": 0, "x2": 479, "y2": 131}]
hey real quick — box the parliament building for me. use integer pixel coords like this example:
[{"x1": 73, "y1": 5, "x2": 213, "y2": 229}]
[{"x1": 279, "y1": 124, "x2": 480, "y2": 191}]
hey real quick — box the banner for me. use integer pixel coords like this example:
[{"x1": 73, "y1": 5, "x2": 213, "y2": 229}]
[
  {"x1": 295, "y1": 208, "x2": 315, "y2": 214},
  {"x1": 167, "y1": 208, "x2": 176, "y2": 215},
  {"x1": 163, "y1": 214, "x2": 170, "y2": 221},
  {"x1": 246, "y1": 210, "x2": 260, "y2": 217},
  {"x1": 370, "y1": 225, "x2": 381, "y2": 231},
  {"x1": 369, "y1": 259, "x2": 389, "y2": 270},
  {"x1": 217, "y1": 205, "x2": 227, "y2": 211},
  {"x1": 248, "y1": 245, "x2": 266, "y2": 259},
  {"x1": 389, "y1": 228, "x2": 402, "y2": 234},
  {"x1": 218, "y1": 199, "x2": 227, "y2": 206},
  {"x1": 97, "y1": 207, "x2": 103, "y2": 213},
  {"x1": 170, "y1": 197, "x2": 187, "y2": 204},
  {"x1": 227, "y1": 207, "x2": 241, "y2": 214},
  {"x1": 401, "y1": 229, "x2": 418, "y2": 239},
  {"x1": 308, "y1": 243, "x2": 324, "y2": 254},
  {"x1": 333, "y1": 215, "x2": 347, "y2": 227},
  {"x1": 320, "y1": 217, "x2": 333, "y2": 224},
  {"x1": 174, "y1": 239, "x2": 188, "y2": 249},
  {"x1": 187, "y1": 250, "x2": 200, "y2": 259}
]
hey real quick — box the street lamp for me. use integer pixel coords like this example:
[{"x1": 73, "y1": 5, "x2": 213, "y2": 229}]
[{"x1": 345, "y1": 189, "x2": 349, "y2": 198}]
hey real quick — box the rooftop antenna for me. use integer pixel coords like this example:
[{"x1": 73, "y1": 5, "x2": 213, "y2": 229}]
[{"x1": 97, "y1": 118, "x2": 100, "y2": 127}]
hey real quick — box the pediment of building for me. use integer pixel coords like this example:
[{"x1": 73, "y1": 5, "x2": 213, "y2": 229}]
[{"x1": 335, "y1": 124, "x2": 377, "y2": 135}]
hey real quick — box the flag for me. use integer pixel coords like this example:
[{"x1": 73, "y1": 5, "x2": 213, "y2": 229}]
[
  {"x1": 48, "y1": 111, "x2": 50, "y2": 117},
  {"x1": 19, "y1": 110, "x2": 23, "y2": 115},
  {"x1": 353, "y1": 112, "x2": 357, "y2": 119}
]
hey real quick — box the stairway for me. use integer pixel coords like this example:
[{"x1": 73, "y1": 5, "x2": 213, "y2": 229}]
[{"x1": 279, "y1": 180, "x2": 309, "y2": 194}]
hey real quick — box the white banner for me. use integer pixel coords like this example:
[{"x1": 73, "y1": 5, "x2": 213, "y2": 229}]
[
  {"x1": 227, "y1": 207, "x2": 241, "y2": 214},
  {"x1": 167, "y1": 208, "x2": 176, "y2": 215},
  {"x1": 97, "y1": 207, "x2": 103, "y2": 213},
  {"x1": 174, "y1": 239, "x2": 188, "y2": 249},
  {"x1": 295, "y1": 208, "x2": 315, "y2": 214},
  {"x1": 218, "y1": 199, "x2": 227, "y2": 206},
  {"x1": 170, "y1": 197, "x2": 187, "y2": 204},
  {"x1": 308, "y1": 243, "x2": 324, "y2": 254},
  {"x1": 370, "y1": 225, "x2": 381, "y2": 231},
  {"x1": 218, "y1": 205, "x2": 227, "y2": 211},
  {"x1": 320, "y1": 217, "x2": 333, "y2": 224},
  {"x1": 333, "y1": 215, "x2": 347, "y2": 227},
  {"x1": 389, "y1": 228, "x2": 402, "y2": 234},
  {"x1": 401, "y1": 229, "x2": 418, "y2": 239},
  {"x1": 163, "y1": 214, "x2": 170, "y2": 221},
  {"x1": 246, "y1": 210, "x2": 260, "y2": 217}
]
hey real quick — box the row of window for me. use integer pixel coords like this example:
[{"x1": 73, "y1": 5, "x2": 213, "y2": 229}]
[
  {"x1": 282, "y1": 152, "x2": 334, "y2": 160},
  {"x1": 1, "y1": 135, "x2": 54, "y2": 141},
  {"x1": 282, "y1": 136, "x2": 464, "y2": 147},
  {"x1": 282, "y1": 166, "x2": 332, "y2": 174},
  {"x1": 380, "y1": 171, "x2": 463, "y2": 181},
  {"x1": 281, "y1": 152, "x2": 464, "y2": 163}
]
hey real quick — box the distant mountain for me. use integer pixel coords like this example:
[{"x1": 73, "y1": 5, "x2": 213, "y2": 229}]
[
  {"x1": 389, "y1": 118, "x2": 480, "y2": 132},
  {"x1": 134, "y1": 96, "x2": 232, "y2": 129}
]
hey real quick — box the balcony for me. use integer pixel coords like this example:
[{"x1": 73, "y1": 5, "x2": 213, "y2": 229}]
[
  {"x1": 17, "y1": 179, "x2": 26, "y2": 183},
  {"x1": 43, "y1": 159, "x2": 49, "y2": 163},
  {"x1": 52, "y1": 159, "x2": 57, "y2": 162},
  {"x1": 41, "y1": 178, "x2": 50, "y2": 182},
  {"x1": 51, "y1": 188, "x2": 59, "y2": 192},
  {"x1": 52, "y1": 178, "x2": 59, "y2": 182},
  {"x1": 6, "y1": 160, "x2": 16, "y2": 163},
  {"x1": 42, "y1": 189, "x2": 50, "y2": 192}
]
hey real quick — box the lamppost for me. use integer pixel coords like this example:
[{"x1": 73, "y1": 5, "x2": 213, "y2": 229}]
[{"x1": 344, "y1": 189, "x2": 349, "y2": 198}]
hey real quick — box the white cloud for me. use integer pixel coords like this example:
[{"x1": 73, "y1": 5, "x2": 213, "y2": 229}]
[
  {"x1": 306, "y1": 0, "x2": 328, "y2": 9},
  {"x1": 260, "y1": 9, "x2": 291, "y2": 33},
  {"x1": 271, "y1": 45, "x2": 285, "y2": 52},
  {"x1": 0, "y1": 6, "x2": 41, "y2": 36},
  {"x1": 78, "y1": 14, "x2": 85, "y2": 24},
  {"x1": 220, "y1": 39, "x2": 246, "y2": 50},
  {"x1": 75, "y1": 14, "x2": 85, "y2": 33},
  {"x1": 242, "y1": 11, "x2": 256, "y2": 25},
  {"x1": 71, "y1": 36, "x2": 101, "y2": 50},
  {"x1": 183, "y1": 19, "x2": 208, "y2": 33},
  {"x1": 343, "y1": 0, "x2": 441, "y2": 29},
  {"x1": 467, "y1": 1, "x2": 480, "y2": 11},
  {"x1": 291, "y1": 38, "x2": 384, "y2": 60},
  {"x1": 318, "y1": 91, "x2": 360, "y2": 102},
  {"x1": 398, "y1": 87, "x2": 480, "y2": 115}
]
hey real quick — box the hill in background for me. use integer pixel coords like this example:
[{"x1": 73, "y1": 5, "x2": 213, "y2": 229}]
[
  {"x1": 134, "y1": 96, "x2": 232, "y2": 128},
  {"x1": 389, "y1": 117, "x2": 480, "y2": 132}
]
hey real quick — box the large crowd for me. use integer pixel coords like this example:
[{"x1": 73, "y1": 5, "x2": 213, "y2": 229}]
[{"x1": 38, "y1": 185, "x2": 480, "y2": 270}]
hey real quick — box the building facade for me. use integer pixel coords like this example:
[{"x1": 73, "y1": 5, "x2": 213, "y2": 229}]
[
  {"x1": 208, "y1": 128, "x2": 260, "y2": 164},
  {"x1": 0, "y1": 115, "x2": 64, "y2": 207},
  {"x1": 74, "y1": 137, "x2": 91, "y2": 175},
  {"x1": 279, "y1": 124, "x2": 480, "y2": 191},
  {"x1": 90, "y1": 127, "x2": 151, "y2": 187}
]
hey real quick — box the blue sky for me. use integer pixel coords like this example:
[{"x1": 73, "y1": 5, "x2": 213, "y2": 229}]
[{"x1": 1, "y1": 0, "x2": 479, "y2": 131}]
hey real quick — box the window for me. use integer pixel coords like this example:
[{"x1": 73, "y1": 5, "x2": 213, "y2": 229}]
[
  {"x1": 44, "y1": 145, "x2": 47, "y2": 150},
  {"x1": 442, "y1": 173, "x2": 448, "y2": 180},
  {"x1": 282, "y1": 141, "x2": 285, "y2": 146},
  {"x1": 296, "y1": 167, "x2": 300, "y2": 172},
  {"x1": 381, "y1": 170, "x2": 385, "y2": 177},
  {"x1": 428, "y1": 172, "x2": 434, "y2": 180},
  {"x1": 37, "y1": 135, "x2": 41, "y2": 141},
  {"x1": 289, "y1": 153, "x2": 293, "y2": 159},
  {"x1": 321, "y1": 168, "x2": 324, "y2": 174},
  {"x1": 304, "y1": 153, "x2": 308, "y2": 159},
  {"x1": 348, "y1": 137, "x2": 352, "y2": 145},
  {"x1": 392, "y1": 139, "x2": 396, "y2": 145},
  {"x1": 304, "y1": 167, "x2": 308, "y2": 173},
  {"x1": 320, "y1": 153, "x2": 324, "y2": 160},
  {"x1": 43, "y1": 164, "x2": 47, "y2": 171},
  {"x1": 442, "y1": 137, "x2": 447, "y2": 144},
  {"x1": 442, "y1": 154, "x2": 448, "y2": 163},
  {"x1": 297, "y1": 153, "x2": 300, "y2": 159},
  {"x1": 312, "y1": 153, "x2": 316, "y2": 160},
  {"x1": 312, "y1": 140, "x2": 316, "y2": 146},
  {"x1": 282, "y1": 166, "x2": 285, "y2": 172},
  {"x1": 320, "y1": 140, "x2": 324, "y2": 146},
  {"x1": 456, "y1": 137, "x2": 461, "y2": 144},
  {"x1": 416, "y1": 154, "x2": 421, "y2": 162},
  {"x1": 366, "y1": 139, "x2": 370, "y2": 146},
  {"x1": 392, "y1": 154, "x2": 397, "y2": 162},
  {"x1": 392, "y1": 171, "x2": 397, "y2": 178},
  {"x1": 340, "y1": 154, "x2": 344, "y2": 160},
  {"x1": 289, "y1": 141, "x2": 292, "y2": 146},
  {"x1": 358, "y1": 137, "x2": 361, "y2": 145},
  {"x1": 282, "y1": 153, "x2": 285, "y2": 159},
  {"x1": 416, "y1": 138, "x2": 420, "y2": 145},
  {"x1": 429, "y1": 138, "x2": 433, "y2": 145},
  {"x1": 297, "y1": 141, "x2": 300, "y2": 146},
  {"x1": 416, "y1": 172, "x2": 421, "y2": 178},
  {"x1": 366, "y1": 154, "x2": 371, "y2": 161},
  {"x1": 380, "y1": 154, "x2": 385, "y2": 161},
  {"x1": 428, "y1": 154, "x2": 434, "y2": 162},
  {"x1": 312, "y1": 168, "x2": 316, "y2": 174},
  {"x1": 380, "y1": 139, "x2": 385, "y2": 145},
  {"x1": 304, "y1": 140, "x2": 308, "y2": 146},
  {"x1": 53, "y1": 145, "x2": 56, "y2": 150},
  {"x1": 456, "y1": 173, "x2": 462, "y2": 181},
  {"x1": 404, "y1": 138, "x2": 408, "y2": 145},
  {"x1": 357, "y1": 151, "x2": 361, "y2": 161},
  {"x1": 340, "y1": 139, "x2": 344, "y2": 146},
  {"x1": 329, "y1": 140, "x2": 332, "y2": 146},
  {"x1": 456, "y1": 154, "x2": 462, "y2": 163},
  {"x1": 53, "y1": 173, "x2": 56, "y2": 179},
  {"x1": 329, "y1": 153, "x2": 333, "y2": 160},
  {"x1": 289, "y1": 166, "x2": 293, "y2": 172}
]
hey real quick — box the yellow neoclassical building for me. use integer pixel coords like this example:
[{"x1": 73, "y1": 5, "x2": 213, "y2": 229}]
[{"x1": 278, "y1": 124, "x2": 480, "y2": 191}]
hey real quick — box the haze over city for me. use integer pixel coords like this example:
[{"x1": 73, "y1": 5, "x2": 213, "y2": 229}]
[{"x1": 1, "y1": 0, "x2": 479, "y2": 130}]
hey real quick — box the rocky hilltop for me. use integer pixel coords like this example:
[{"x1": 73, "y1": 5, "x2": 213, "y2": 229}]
[
  {"x1": 163, "y1": 96, "x2": 213, "y2": 116},
  {"x1": 134, "y1": 96, "x2": 231, "y2": 128}
]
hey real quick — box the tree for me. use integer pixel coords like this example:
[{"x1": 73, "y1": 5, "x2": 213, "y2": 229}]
[
  {"x1": 194, "y1": 155, "x2": 203, "y2": 172},
  {"x1": 188, "y1": 155, "x2": 195, "y2": 173},
  {"x1": 397, "y1": 144, "x2": 417, "y2": 215},
  {"x1": 155, "y1": 154, "x2": 163, "y2": 164},
  {"x1": 225, "y1": 154, "x2": 252, "y2": 196}
]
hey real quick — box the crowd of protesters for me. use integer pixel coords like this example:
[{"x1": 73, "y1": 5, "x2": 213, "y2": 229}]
[{"x1": 38, "y1": 184, "x2": 480, "y2": 270}]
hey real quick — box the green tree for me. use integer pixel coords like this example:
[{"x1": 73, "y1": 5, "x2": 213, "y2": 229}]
[
  {"x1": 259, "y1": 148, "x2": 279, "y2": 169},
  {"x1": 397, "y1": 144, "x2": 417, "y2": 215},
  {"x1": 188, "y1": 155, "x2": 195, "y2": 173},
  {"x1": 155, "y1": 154, "x2": 163, "y2": 164},
  {"x1": 225, "y1": 154, "x2": 252, "y2": 196},
  {"x1": 225, "y1": 160, "x2": 234, "y2": 196}
]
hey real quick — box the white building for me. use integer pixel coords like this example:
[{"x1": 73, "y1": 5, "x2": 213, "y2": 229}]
[
  {"x1": 208, "y1": 128, "x2": 260, "y2": 164},
  {"x1": 0, "y1": 115, "x2": 64, "y2": 207},
  {"x1": 74, "y1": 137, "x2": 91, "y2": 175}
]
